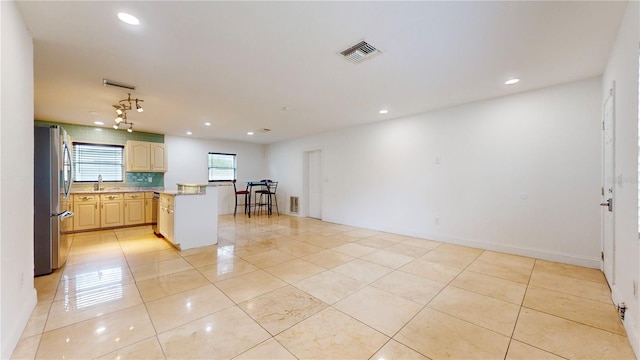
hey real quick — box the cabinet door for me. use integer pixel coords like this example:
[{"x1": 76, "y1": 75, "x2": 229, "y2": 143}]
[
  {"x1": 150, "y1": 143, "x2": 167, "y2": 172},
  {"x1": 145, "y1": 198, "x2": 158, "y2": 223},
  {"x1": 125, "y1": 199, "x2": 145, "y2": 225},
  {"x1": 62, "y1": 201, "x2": 74, "y2": 233},
  {"x1": 127, "y1": 141, "x2": 151, "y2": 172},
  {"x1": 73, "y1": 202, "x2": 99, "y2": 231},
  {"x1": 101, "y1": 201, "x2": 124, "y2": 227}
]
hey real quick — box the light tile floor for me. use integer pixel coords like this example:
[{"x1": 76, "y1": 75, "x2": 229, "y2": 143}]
[{"x1": 13, "y1": 215, "x2": 636, "y2": 359}]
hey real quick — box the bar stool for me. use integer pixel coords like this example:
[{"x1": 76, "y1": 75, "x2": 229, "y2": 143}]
[
  {"x1": 233, "y1": 180, "x2": 250, "y2": 217},
  {"x1": 256, "y1": 181, "x2": 279, "y2": 216}
]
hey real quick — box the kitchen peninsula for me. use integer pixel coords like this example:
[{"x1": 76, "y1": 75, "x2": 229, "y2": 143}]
[{"x1": 158, "y1": 184, "x2": 218, "y2": 250}]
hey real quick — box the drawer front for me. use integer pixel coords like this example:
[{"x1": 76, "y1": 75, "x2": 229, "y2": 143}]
[
  {"x1": 144, "y1": 192, "x2": 155, "y2": 199},
  {"x1": 124, "y1": 192, "x2": 144, "y2": 200},
  {"x1": 74, "y1": 194, "x2": 97, "y2": 202},
  {"x1": 100, "y1": 193, "x2": 123, "y2": 201}
]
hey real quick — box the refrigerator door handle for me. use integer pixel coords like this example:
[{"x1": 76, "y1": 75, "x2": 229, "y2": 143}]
[
  {"x1": 51, "y1": 210, "x2": 74, "y2": 219},
  {"x1": 62, "y1": 141, "x2": 73, "y2": 198}
]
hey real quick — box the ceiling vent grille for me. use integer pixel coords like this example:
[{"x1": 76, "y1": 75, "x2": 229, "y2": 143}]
[{"x1": 340, "y1": 41, "x2": 381, "y2": 64}]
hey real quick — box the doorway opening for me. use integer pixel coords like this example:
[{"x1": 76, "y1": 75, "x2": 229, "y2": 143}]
[{"x1": 304, "y1": 150, "x2": 322, "y2": 219}]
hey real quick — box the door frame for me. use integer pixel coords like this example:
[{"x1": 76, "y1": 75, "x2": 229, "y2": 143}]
[
  {"x1": 303, "y1": 149, "x2": 322, "y2": 219},
  {"x1": 601, "y1": 81, "x2": 616, "y2": 287}
]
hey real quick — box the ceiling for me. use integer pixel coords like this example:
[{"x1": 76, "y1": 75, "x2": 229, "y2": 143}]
[{"x1": 16, "y1": 1, "x2": 627, "y2": 144}]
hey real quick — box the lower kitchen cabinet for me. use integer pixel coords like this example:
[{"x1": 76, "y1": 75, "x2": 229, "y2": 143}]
[
  {"x1": 73, "y1": 195, "x2": 100, "y2": 231},
  {"x1": 101, "y1": 194, "x2": 124, "y2": 228},
  {"x1": 124, "y1": 193, "x2": 145, "y2": 225},
  {"x1": 158, "y1": 193, "x2": 175, "y2": 244},
  {"x1": 145, "y1": 192, "x2": 158, "y2": 224},
  {"x1": 61, "y1": 198, "x2": 74, "y2": 233},
  {"x1": 71, "y1": 191, "x2": 158, "y2": 232}
]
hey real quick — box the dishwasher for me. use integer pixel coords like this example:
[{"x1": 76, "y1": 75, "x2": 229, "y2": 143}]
[{"x1": 152, "y1": 191, "x2": 161, "y2": 236}]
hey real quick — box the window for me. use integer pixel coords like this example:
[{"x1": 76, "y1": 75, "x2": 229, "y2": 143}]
[
  {"x1": 73, "y1": 143, "x2": 124, "y2": 182},
  {"x1": 208, "y1": 153, "x2": 236, "y2": 182}
]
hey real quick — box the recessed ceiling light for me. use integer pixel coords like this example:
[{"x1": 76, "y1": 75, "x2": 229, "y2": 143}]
[
  {"x1": 204, "y1": 122, "x2": 211, "y2": 126},
  {"x1": 505, "y1": 78, "x2": 520, "y2": 85},
  {"x1": 94, "y1": 121, "x2": 104, "y2": 125},
  {"x1": 247, "y1": 132, "x2": 254, "y2": 136},
  {"x1": 186, "y1": 131, "x2": 192, "y2": 135},
  {"x1": 379, "y1": 109, "x2": 389, "y2": 114},
  {"x1": 117, "y1": 12, "x2": 140, "y2": 26}
]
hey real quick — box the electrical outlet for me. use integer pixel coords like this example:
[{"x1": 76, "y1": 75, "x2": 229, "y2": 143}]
[
  {"x1": 20, "y1": 272, "x2": 24, "y2": 287},
  {"x1": 148, "y1": 177, "x2": 152, "y2": 183},
  {"x1": 434, "y1": 217, "x2": 440, "y2": 225},
  {"x1": 634, "y1": 280, "x2": 638, "y2": 298}
]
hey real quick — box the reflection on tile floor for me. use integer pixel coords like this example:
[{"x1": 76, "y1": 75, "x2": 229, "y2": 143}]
[{"x1": 13, "y1": 215, "x2": 636, "y2": 359}]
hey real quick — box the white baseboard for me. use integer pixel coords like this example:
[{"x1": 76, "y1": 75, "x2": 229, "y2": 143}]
[
  {"x1": 610, "y1": 286, "x2": 640, "y2": 359},
  {"x1": 321, "y1": 216, "x2": 600, "y2": 268},
  {"x1": 423, "y1": 233, "x2": 600, "y2": 268},
  {"x1": 2, "y1": 288, "x2": 37, "y2": 359}
]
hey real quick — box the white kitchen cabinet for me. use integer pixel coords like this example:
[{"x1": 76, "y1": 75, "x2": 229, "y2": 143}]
[
  {"x1": 100, "y1": 193, "x2": 124, "y2": 228},
  {"x1": 124, "y1": 193, "x2": 145, "y2": 225},
  {"x1": 158, "y1": 193, "x2": 175, "y2": 244},
  {"x1": 126, "y1": 141, "x2": 166, "y2": 172},
  {"x1": 157, "y1": 187, "x2": 218, "y2": 250},
  {"x1": 73, "y1": 194, "x2": 100, "y2": 231}
]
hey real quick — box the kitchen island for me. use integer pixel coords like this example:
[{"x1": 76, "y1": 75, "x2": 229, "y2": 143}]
[{"x1": 158, "y1": 184, "x2": 218, "y2": 250}]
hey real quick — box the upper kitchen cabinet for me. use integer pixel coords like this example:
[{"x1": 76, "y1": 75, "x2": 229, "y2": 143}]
[
  {"x1": 126, "y1": 140, "x2": 167, "y2": 172},
  {"x1": 150, "y1": 142, "x2": 167, "y2": 172}
]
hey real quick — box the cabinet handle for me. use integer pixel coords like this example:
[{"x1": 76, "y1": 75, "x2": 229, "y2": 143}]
[{"x1": 95, "y1": 204, "x2": 98, "y2": 209}]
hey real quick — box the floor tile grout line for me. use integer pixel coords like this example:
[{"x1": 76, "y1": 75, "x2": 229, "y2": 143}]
[
  {"x1": 115, "y1": 228, "x2": 171, "y2": 360},
  {"x1": 527, "y1": 276, "x2": 616, "y2": 305},
  {"x1": 503, "y1": 256, "x2": 537, "y2": 360},
  {"x1": 377, "y1": 250, "x2": 486, "y2": 359},
  {"x1": 518, "y1": 305, "x2": 630, "y2": 337}
]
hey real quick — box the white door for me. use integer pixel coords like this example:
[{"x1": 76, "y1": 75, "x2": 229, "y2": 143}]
[
  {"x1": 306, "y1": 150, "x2": 322, "y2": 219},
  {"x1": 602, "y1": 83, "x2": 615, "y2": 287}
]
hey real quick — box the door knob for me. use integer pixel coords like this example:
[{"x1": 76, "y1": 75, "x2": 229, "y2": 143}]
[{"x1": 600, "y1": 198, "x2": 613, "y2": 212}]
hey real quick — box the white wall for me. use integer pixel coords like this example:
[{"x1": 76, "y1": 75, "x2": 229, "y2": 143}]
[
  {"x1": 602, "y1": 1, "x2": 640, "y2": 356},
  {"x1": 164, "y1": 135, "x2": 267, "y2": 214},
  {"x1": 0, "y1": 1, "x2": 37, "y2": 358},
  {"x1": 268, "y1": 78, "x2": 602, "y2": 267}
]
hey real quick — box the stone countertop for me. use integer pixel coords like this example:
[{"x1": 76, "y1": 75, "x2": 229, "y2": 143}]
[
  {"x1": 71, "y1": 186, "x2": 164, "y2": 194},
  {"x1": 159, "y1": 186, "x2": 222, "y2": 196}
]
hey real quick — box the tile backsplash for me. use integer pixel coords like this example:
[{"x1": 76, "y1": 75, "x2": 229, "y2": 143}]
[
  {"x1": 34, "y1": 120, "x2": 163, "y2": 144},
  {"x1": 35, "y1": 120, "x2": 165, "y2": 187},
  {"x1": 126, "y1": 172, "x2": 164, "y2": 187}
]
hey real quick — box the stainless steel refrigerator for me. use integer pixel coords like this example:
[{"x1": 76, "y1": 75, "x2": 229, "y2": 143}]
[{"x1": 34, "y1": 125, "x2": 74, "y2": 276}]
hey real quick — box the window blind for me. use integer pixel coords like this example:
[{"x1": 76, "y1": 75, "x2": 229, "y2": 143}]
[
  {"x1": 73, "y1": 143, "x2": 124, "y2": 182},
  {"x1": 208, "y1": 153, "x2": 236, "y2": 181}
]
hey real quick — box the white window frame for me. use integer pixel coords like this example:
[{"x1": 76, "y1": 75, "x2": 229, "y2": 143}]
[
  {"x1": 208, "y1": 152, "x2": 236, "y2": 182},
  {"x1": 73, "y1": 142, "x2": 124, "y2": 182}
]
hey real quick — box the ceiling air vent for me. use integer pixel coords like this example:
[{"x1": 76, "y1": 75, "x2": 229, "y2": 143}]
[{"x1": 340, "y1": 40, "x2": 381, "y2": 64}]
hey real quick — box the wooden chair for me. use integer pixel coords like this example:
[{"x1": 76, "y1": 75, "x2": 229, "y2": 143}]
[{"x1": 233, "y1": 180, "x2": 250, "y2": 217}]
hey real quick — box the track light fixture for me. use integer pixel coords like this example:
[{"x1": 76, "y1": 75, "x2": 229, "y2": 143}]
[{"x1": 112, "y1": 93, "x2": 144, "y2": 132}]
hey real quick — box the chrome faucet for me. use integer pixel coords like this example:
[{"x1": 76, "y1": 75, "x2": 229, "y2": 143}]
[{"x1": 96, "y1": 174, "x2": 103, "y2": 191}]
